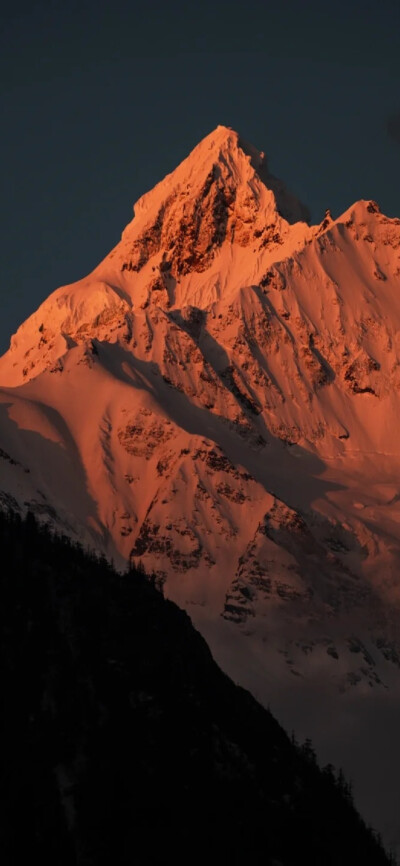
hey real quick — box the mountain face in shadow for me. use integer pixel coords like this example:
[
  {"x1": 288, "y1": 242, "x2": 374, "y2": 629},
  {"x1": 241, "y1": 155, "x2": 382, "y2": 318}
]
[{"x1": 0, "y1": 509, "x2": 392, "y2": 865}]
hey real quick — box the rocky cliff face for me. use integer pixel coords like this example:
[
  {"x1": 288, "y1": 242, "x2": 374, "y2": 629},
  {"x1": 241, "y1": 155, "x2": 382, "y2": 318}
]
[{"x1": 1, "y1": 125, "x2": 400, "y2": 851}]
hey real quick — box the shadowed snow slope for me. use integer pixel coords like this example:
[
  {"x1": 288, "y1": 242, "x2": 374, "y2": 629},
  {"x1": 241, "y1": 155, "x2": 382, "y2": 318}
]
[{"x1": 1, "y1": 126, "x2": 400, "y2": 853}]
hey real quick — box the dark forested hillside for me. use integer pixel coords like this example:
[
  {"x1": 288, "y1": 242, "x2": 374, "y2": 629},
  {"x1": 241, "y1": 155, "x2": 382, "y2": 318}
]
[{"x1": 0, "y1": 510, "x2": 393, "y2": 865}]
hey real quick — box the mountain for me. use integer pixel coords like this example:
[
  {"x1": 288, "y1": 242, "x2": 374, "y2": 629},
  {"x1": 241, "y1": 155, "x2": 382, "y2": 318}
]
[
  {"x1": 1, "y1": 125, "x2": 400, "y2": 851},
  {"x1": 0, "y1": 509, "x2": 392, "y2": 865}
]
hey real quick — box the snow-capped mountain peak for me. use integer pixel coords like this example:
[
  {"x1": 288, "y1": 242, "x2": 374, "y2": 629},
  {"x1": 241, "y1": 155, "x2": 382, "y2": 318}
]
[
  {"x1": 1, "y1": 126, "x2": 400, "y2": 851},
  {"x1": 0, "y1": 127, "x2": 313, "y2": 387}
]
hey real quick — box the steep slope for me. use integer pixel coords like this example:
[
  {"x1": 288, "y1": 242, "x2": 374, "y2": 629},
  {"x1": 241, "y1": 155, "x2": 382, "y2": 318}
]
[
  {"x1": 1, "y1": 126, "x2": 400, "y2": 851},
  {"x1": 0, "y1": 510, "x2": 392, "y2": 866}
]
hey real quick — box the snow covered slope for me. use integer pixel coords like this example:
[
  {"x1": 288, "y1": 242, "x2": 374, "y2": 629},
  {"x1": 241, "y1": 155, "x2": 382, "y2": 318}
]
[{"x1": 1, "y1": 125, "x2": 400, "y2": 851}]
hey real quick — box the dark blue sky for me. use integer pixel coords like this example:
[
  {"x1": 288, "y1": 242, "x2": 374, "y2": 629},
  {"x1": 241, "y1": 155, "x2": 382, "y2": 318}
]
[{"x1": 1, "y1": 0, "x2": 400, "y2": 351}]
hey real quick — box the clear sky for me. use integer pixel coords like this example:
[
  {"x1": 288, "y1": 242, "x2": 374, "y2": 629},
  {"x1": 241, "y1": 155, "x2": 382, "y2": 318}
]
[{"x1": 1, "y1": 0, "x2": 400, "y2": 352}]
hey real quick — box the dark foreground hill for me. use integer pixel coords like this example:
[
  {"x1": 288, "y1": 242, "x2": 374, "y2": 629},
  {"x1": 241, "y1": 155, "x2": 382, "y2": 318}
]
[{"x1": 0, "y1": 510, "x2": 393, "y2": 865}]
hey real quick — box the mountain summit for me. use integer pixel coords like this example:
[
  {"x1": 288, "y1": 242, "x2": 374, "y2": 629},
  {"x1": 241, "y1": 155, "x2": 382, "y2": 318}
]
[
  {"x1": 0, "y1": 126, "x2": 312, "y2": 387},
  {"x1": 1, "y1": 127, "x2": 400, "y2": 852}
]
